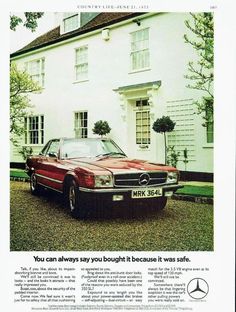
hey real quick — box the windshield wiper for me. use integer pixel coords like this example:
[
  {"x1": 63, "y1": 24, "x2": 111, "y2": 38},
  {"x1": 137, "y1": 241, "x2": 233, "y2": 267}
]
[{"x1": 96, "y1": 152, "x2": 126, "y2": 158}]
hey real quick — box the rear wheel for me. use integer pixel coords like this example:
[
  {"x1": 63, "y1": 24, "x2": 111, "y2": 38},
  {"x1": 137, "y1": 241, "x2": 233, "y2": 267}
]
[{"x1": 30, "y1": 172, "x2": 41, "y2": 195}]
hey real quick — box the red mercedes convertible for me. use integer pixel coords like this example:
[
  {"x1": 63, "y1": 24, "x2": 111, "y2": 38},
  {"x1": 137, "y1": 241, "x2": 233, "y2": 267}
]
[{"x1": 26, "y1": 138, "x2": 182, "y2": 218}]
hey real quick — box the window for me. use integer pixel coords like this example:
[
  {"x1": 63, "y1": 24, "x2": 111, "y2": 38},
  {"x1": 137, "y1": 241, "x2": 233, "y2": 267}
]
[
  {"x1": 40, "y1": 139, "x2": 60, "y2": 156},
  {"x1": 206, "y1": 109, "x2": 213, "y2": 143},
  {"x1": 25, "y1": 58, "x2": 45, "y2": 87},
  {"x1": 135, "y1": 99, "x2": 150, "y2": 145},
  {"x1": 24, "y1": 115, "x2": 44, "y2": 145},
  {"x1": 131, "y1": 28, "x2": 149, "y2": 71},
  {"x1": 47, "y1": 140, "x2": 60, "y2": 157},
  {"x1": 74, "y1": 111, "x2": 88, "y2": 138},
  {"x1": 63, "y1": 13, "x2": 79, "y2": 33},
  {"x1": 75, "y1": 46, "x2": 88, "y2": 81}
]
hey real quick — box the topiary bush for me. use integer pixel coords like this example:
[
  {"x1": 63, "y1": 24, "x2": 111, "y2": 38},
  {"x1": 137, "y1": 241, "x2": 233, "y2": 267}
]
[
  {"x1": 92, "y1": 120, "x2": 111, "y2": 137},
  {"x1": 152, "y1": 116, "x2": 176, "y2": 164}
]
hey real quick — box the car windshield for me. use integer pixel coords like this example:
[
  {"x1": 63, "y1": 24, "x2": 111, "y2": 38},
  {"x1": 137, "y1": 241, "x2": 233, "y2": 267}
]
[{"x1": 60, "y1": 139, "x2": 126, "y2": 159}]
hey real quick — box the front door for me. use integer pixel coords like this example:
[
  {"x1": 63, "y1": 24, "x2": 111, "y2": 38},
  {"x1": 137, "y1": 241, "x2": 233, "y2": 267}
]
[{"x1": 128, "y1": 99, "x2": 153, "y2": 160}]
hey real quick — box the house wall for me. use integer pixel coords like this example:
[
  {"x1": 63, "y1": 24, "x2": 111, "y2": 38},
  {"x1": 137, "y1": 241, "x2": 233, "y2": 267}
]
[{"x1": 11, "y1": 12, "x2": 213, "y2": 173}]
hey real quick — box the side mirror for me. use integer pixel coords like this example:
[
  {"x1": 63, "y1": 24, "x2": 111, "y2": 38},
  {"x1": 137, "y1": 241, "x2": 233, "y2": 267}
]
[{"x1": 48, "y1": 152, "x2": 58, "y2": 158}]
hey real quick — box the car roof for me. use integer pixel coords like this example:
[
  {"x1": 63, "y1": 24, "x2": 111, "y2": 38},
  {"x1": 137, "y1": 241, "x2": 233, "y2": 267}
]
[{"x1": 49, "y1": 137, "x2": 111, "y2": 141}]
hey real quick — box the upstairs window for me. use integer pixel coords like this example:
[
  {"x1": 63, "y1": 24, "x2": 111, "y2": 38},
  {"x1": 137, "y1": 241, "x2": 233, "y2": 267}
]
[
  {"x1": 63, "y1": 13, "x2": 79, "y2": 33},
  {"x1": 131, "y1": 28, "x2": 150, "y2": 71},
  {"x1": 24, "y1": 115, "x2": 44, "y2": 145},
  {"x1": 75, "y1": 46, "x2": 88, "y2": 81},
  {"x1": 25, "y1": 58, "x2": 45, "y2": 87},
  {"x1": 74, "y1": 111, "x2": 88, "y2": 138}
]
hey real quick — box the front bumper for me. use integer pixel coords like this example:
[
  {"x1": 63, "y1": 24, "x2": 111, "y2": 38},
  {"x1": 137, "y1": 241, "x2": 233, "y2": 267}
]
[
  {"x1": 78, "y1": 184, "x2": 183, "y2": 211},
  {"x1": 79, "y1": 184, "x2": 182, "y2": 194}
]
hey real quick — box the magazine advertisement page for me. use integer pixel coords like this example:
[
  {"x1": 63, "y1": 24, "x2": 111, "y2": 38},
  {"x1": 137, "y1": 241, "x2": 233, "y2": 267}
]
[{"x1": 1, "y1": 0, "x2": 235, "y2": 311}]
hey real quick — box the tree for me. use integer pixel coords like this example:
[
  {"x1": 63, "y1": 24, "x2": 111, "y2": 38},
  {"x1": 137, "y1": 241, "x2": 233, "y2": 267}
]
[
  {"x1": 184, "y1": 13, "x2": 214, "y2": 125},
  {"x1": 10, "y1": 63, "x2": 41, "y2": 145},
  {"x1": 152, "y1": 116, "x2": 176, "y2": 164},
  {"x1": 92, "y1": 120, "x2": 111, "y2": 137},
  {"x1": 10, "y1": 12, "x2": 44, "y2": 32},
  {"x1": 18, "y1": 146, "x2": 33, "y2": 160}
]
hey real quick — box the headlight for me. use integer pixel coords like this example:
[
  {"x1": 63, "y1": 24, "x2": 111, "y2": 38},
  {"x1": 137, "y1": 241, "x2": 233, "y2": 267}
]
[
  {"x1": 167, "y1": 171, "x2": 178, "y2": 184},
  {"x1": 94, "y1": 175, "x2": 113, "y2": 188}
]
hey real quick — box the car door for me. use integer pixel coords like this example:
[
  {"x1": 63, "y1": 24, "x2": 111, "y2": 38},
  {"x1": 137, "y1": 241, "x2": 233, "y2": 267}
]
[{"x1": 36, "y1": 139, "x2": 65, "y2": 192}]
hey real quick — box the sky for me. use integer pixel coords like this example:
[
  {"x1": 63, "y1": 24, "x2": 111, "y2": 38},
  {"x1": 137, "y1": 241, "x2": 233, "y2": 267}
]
[{"x1": 10, "y1": 13, "x2": 56, "y2": 53}]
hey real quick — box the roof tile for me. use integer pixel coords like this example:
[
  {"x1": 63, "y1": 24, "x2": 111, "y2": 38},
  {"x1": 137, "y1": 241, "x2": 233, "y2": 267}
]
[{"x1": 11, "y1": 12, "x2": 145, "y2": 57}]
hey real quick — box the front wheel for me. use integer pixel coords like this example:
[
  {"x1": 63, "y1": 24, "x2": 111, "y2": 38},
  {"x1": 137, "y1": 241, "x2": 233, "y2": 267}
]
[
  {"x1": 156, "y1": 196, "x2": 167, "y2": 210},
  {"x1": 67, "y1": 179, "x2": 85, "y2": 219},
  {"x1": 30, "y1": 172, "x2": 41, "y2": 195}
]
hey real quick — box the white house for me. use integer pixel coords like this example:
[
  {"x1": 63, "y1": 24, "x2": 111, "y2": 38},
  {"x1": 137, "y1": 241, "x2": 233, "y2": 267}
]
[{"x1": 10, "y1": 12, "x2": 213, "y2": 177}]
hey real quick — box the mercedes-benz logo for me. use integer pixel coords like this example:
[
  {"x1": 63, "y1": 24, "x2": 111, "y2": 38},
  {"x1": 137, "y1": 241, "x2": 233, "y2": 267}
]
[
  {"x1": 139, "y1": 173, "x2": 150, "y2": 186},
  {"x1": 187, "y1": 278, "x2": 209, "y2": 300}
]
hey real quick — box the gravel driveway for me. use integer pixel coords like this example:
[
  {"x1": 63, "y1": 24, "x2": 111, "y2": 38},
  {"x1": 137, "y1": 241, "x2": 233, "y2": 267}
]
[{"x1": 10, "y1": 181, "x2": 213, "y2": 251}]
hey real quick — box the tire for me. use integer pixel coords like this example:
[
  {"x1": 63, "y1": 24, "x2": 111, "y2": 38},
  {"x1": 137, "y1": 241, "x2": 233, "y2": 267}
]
[
  {"x1": 30, "y1": 172, "x2": 41, "y2": 195},
  {"x1": 67, "y1": 179, "x2": 84, "y2": 219},
  {"x1": 157, "y1": 196, "x2": 167, "y2": 210}
]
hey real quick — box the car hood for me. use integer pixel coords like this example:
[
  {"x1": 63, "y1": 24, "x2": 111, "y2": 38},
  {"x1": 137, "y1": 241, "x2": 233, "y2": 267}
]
[{"x1": 63, "y1": 157, "x2": 177, "y2": 174}]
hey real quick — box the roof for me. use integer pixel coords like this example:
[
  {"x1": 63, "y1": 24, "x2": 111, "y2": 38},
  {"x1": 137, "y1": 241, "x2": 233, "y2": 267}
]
[
  {"x1": 114, "y1": 81, "x2": 162, "y2": 92},
  {"x1": 11, "y1": 12, "x2": 145, "y2": 58}
]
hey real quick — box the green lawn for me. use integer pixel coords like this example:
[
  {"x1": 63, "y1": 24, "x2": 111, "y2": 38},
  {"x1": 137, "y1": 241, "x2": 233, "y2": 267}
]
[
  {"x1": 10, "y1": 169, "x2": 28, "y2": 179},
  {"x1": 176, "y1": 185, "x2": 213, "y2": 198}
]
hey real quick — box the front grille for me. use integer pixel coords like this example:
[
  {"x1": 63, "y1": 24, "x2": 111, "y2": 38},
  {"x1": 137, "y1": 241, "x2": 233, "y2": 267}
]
[{"x1": 114, "y1": 171, "x2": 167, "y2": 187}]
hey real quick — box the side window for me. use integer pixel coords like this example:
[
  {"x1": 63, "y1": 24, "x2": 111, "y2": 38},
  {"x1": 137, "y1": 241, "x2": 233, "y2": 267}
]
[
  {"x1": 46, "y1": 140, "x2": 60, "y2": 157},
  {"x1": 40, "y1": 140, "x2": 51, "y2": 155}
]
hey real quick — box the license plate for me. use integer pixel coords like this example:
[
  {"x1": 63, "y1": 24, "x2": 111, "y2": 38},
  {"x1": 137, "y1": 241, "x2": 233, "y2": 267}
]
[{"x1": 131, "y1": 188, "x2": 163, "y2": 199}]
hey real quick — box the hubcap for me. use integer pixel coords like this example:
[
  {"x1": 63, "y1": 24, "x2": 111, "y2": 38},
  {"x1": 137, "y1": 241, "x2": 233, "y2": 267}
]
[
  {"x1": 69, "y1": 185, "x2": 76, "y2": 211},
  {"x1": 31, "y1": 174, "x2": 36, "y2": 191}
]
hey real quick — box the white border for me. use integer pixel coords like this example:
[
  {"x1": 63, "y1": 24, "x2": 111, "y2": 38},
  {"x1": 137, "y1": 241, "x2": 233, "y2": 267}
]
[{"x1": 1, "y1": 0, "x2": 235, "y2": 311}]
